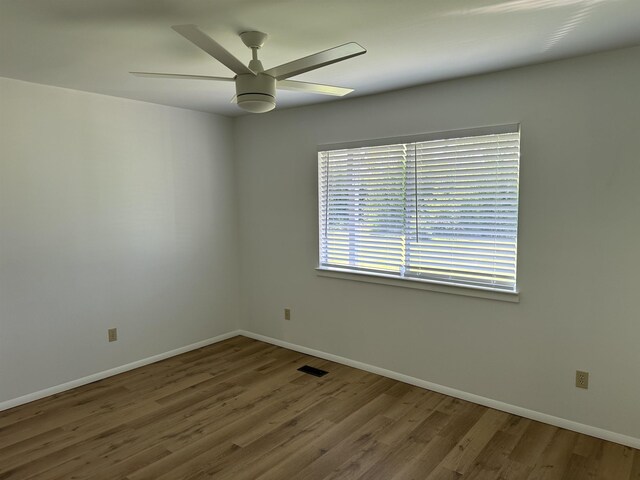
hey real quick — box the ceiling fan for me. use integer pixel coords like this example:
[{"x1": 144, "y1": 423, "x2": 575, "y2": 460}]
[{"x1": 131, "y1": 25, "x2": 366, "y2": 113}]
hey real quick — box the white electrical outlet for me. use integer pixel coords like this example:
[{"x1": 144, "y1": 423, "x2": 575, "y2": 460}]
[
  {"x1": 108, "y1": 328, "x2": 118, "y2": 342},
  {"x1": 576, "y1": 370, "x2": 589, "y2": 389}
]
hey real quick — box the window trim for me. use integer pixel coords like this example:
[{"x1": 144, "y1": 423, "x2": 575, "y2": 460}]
[
  {"x1": 316, "y1": 267, "x2": 520, "y2": 303},
  {"x1": 316, "y1": 123, "x2": 521, "y2": 300},
  {"x1": 317, "y1": 124, "x2": 519, "y2": 153}
]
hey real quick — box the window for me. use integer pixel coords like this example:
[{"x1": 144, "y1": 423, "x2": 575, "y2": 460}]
[{"x1": 318, "y1": 126, "x2": 520, "y2": 293}]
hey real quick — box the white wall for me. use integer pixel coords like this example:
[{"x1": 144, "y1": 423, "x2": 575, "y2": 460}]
[
  {"x1": 2, "y1": 44, "x2": 639, "y2": 441},
  {"x1": 0, "y1": 78, "x2": 239, "y2": 403},
  {"x1": 234, "y1": 46, "x2": 640, "y2": 439}
]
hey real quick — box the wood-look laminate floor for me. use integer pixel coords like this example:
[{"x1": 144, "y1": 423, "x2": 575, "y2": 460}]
[{"x1": 0, "y1": 336, "x2": 638, "y2": 480}]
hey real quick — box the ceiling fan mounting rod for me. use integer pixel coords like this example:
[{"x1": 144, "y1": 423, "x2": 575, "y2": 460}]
[
  {"x1": 240, "y1": 31, "x2": 268, "y2": 73},
  {"x1": 240, "y1": 31, "x2": 268, "y2": 50}
]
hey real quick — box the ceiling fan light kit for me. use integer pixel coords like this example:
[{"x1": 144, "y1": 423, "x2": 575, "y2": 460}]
[
  {"x1": 235, "y1": 74, "x2": 276, "y2": 113},
  {"x1": 131, "y1": 25, "x2": 366, "y2": 114}
]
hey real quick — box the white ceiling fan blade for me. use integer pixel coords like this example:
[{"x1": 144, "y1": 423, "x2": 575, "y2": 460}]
[
  {"x1": 277, "y1": 80, "x2": 353, "y2": 96},
  {"x1": 171, "y1": 24, "x2": 255, "y2": 76},
  {"x1": 265, "y1": 42, "x2": 366, "y2": 81},
  {"x1": 130, "y1": 72, "x2": 235, "y2": 82}
]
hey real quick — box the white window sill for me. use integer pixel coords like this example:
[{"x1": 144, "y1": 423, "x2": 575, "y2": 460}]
[{"x1": 316, "y1": 268, "x2": 520, "y2": 303}]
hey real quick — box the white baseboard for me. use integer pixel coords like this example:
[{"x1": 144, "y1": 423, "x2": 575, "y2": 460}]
[
  {"x1": 238, "y1": 330, "x2": 640, "y2": 450},
  {"x1": 0, "y1": 330, "x2": 242, "y2": 413},
  {"x1": 3, "y1": 328, "x2": 638, "y2": 450}
]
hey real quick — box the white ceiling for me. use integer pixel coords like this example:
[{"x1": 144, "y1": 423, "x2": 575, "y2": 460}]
[{"x1": 1, "y1": 0, "x2": 639, "y2": 116}]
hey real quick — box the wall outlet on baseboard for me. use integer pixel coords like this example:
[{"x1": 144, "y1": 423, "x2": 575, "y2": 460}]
[
  {"x1": 108, "y1": 328, "x2": 118, "y2": 342},
  {"x1": 284, "y1": 308, "x2": 291, "y2": 321},
  {"x1": 576, "y1": 370, "x2": 589, "y2": 389}
]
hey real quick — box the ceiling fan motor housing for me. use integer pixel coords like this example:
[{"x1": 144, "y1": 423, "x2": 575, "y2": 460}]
[{"x1": 236, "y1": 73, "x2": 276, "y2": 113}]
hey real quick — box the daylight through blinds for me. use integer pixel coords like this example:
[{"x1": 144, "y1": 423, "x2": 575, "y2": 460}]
[{"x1": 318, "y1": 129, "x2": 520, "y2": 291}]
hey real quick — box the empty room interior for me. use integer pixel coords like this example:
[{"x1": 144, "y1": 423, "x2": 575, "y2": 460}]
[{"x1": 1, "y1": 0, "x2": 640, "y2": 478}]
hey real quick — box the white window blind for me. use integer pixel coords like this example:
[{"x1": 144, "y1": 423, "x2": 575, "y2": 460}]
[{"x1": 318, "y1": 128, "x2": 520, "y2": 292}]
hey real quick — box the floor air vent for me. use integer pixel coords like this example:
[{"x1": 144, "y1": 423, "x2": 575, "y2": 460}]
[{"x1": 297, "y1": 365, "x2": 328, "y2": 377}]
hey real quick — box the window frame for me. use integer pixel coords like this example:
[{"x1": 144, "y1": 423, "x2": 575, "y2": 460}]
[{"x1": 316, "y1": 124, "x2": 521, "y2": 302}]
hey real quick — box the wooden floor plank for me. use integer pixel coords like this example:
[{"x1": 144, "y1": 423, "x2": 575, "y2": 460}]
[
  {"x1": 526, "y1": 428, "x2": 578, "y2": 480},
  {"x1": 595, "y1": 442, "x2": 635, "y2": 480},
  {"x1": 0, "y1": 335, "x2": 636, "y2": 480},
  {"x1": 509, "y1": 420, "x2": 558, "y2": 467},
  {"x1": 388, "y1": 402, "x2": 487, "y2": 479},
  {"x1": 439, "y1": 408, "x2": 511, "y2": 475},
  {"x1": 461, "y1": 417, "x2": 530, "y2": 480},
  {"x1": 631, "y1": 451, "x2": 640, "y2": 479}
]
